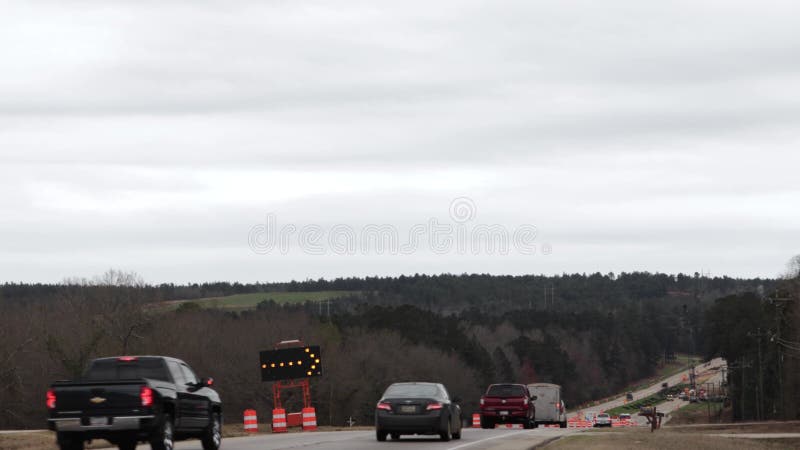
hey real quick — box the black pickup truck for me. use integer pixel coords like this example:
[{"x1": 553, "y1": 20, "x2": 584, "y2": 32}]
[{"x1": 47, "y1": 356, "x2": 222, "y2": 450}]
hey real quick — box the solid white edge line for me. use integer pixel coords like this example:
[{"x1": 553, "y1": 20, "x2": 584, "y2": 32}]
[{"x1": 446, "y1": 430, "x2": 537, "y2": 450}]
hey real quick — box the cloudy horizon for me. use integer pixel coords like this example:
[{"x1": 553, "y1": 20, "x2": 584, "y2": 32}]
[{"x1": 1, "y1": 1, "x2": 798, "y2": 283}]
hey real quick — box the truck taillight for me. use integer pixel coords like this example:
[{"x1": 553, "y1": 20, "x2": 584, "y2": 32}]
[
  {"x1": 479, "y1": 398, "x2": 484, "y2": 406},
  {"x1": 523, "y1": 397, "x2": 528, "y2": 405},
  {"x1": 140, "y1": 386, "x2": 154, "y2": 407},
  {"x1": 46, "y1": 389, "x2": 56, "y2": 409}
]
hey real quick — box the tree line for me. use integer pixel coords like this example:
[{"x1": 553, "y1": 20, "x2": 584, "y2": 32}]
[
  {"x1": 0, "y1": 268, "x2": 791, "y2": 429},
  {"x1": 704, "y1": 257, "x2": 800, "y2": 421}
]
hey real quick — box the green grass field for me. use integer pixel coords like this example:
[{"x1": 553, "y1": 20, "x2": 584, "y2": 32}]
[
  {"x1": 161, "y1": 291, "x2": 360, "y2": 311},
  {"x1": 657, "y1": 354, "x2": 702, "y2": 378},
  {"x1": 628, "y1": 354, "x2": 702, "y2": 392}
]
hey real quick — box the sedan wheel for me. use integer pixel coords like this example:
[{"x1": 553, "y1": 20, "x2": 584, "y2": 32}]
[
  {"x1": 440, "y1": 417, "x2": 451, "y2": 442},
  {"x1": 451, "y1": 415, "x2": 462, "y2": 440}
]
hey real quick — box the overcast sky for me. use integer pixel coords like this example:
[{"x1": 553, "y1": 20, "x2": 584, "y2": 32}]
[{"x1": 1, "y1": 0, "x2": 798, "y2": 283}]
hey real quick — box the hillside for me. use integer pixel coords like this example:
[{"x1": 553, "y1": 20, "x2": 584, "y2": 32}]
[{"x1": 0, "y1": 271, "x2": 788, "y2": 429}]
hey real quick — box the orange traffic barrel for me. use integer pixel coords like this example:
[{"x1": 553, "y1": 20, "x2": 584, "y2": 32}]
[
  {"x1": 472, "y1": 414, "x2": 480, "y2": 428},
  {"x1": 302, "y1": 407, "x2": 318, "y2": 431},
  {"x1": 272, "y1": 408, "x2": 287, "y2": 433},
  {"x1": 243, "y1": 409, "x2": 258, "y2": 433}
]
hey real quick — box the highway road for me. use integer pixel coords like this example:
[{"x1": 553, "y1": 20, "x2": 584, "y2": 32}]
[
  {"x1": 158, "y1": 427, "x2": 575, "y2": 450},
  {"x1": 581, "y1": 357, "x2": 724, "y2": 416},
  {"x1": 128, "y1": 359, "x2": 728, "y2": 450}
]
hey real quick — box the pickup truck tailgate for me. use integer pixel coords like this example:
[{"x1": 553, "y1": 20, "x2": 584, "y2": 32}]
[
  {"x1": 54, "y1": 381, "x2": 146, "y2": 415},
  {"x1": 482, "y1": 397, "x2": 527, "y2": 408}
]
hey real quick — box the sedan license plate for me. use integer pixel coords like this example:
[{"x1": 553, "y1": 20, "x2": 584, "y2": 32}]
[
  {"x1": 399, "y1": 405, "x2": 417, "y2": 414},
  {"x1": 89, "y1": 417, "x2": 107, "y2": 426},
  {"x1": 499, "y1": 411, "x2": 509, "y2": 416}
]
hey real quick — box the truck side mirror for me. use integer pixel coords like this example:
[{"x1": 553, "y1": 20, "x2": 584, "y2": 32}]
[{"x1": 531, "y1": 395, "x2": 537, "y2": 401}]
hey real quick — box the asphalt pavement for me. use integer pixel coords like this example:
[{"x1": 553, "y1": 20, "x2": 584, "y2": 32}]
[
  {"x1": 146, "y1": 427, "x2": 575, "y2": 450},
  {"x1": 82, "y1": 358, "x2": 726, "y2": 450}
]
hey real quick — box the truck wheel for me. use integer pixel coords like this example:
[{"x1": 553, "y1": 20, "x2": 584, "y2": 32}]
[
  {"x1": 376, "y1": 428, "x2": 388, "y2": 441},
  {"x1": 560, "y1": 421, "x2": 567, "y2": 428},
  {"x1": 202, "y1": 412, "x2": 222, "y2": 450},
  {"x1": 150, "y1": 415, "x2": 174, "y2": 450},
  {"x1": 118, "y1": 440, "x2": 137, "y2": 450},
  {"x1": 57, "y1": 433, "x2": 84, "y2": 450},
  {"x1": 524, "y1": 419, "x2": 534, "y2": 429}
]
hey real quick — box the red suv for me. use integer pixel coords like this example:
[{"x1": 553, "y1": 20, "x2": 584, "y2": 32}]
[{"x1": 479, "y1": 384, "x2": 536, "y2": 429}]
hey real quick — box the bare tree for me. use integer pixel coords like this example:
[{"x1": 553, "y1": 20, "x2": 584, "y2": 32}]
[
  {"x1": 0, "y1": 304, "x2": 37, "y2": 428},
  {"x1": 94, "y1": 270, "x2": 151, "y2": 354}
]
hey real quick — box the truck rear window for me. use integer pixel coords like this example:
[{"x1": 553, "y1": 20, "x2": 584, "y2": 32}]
[
  {"x1": 85, "y1": 358, "x2": 170, "y2": 382},
  {"x1": 487, "y1": 385, "x2": 526, "y2": 397}
]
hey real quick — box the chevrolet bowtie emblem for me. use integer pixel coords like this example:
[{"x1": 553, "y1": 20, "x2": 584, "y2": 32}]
[{"x1": 90, "y1": 397, "x2": 106, "y2": 404}]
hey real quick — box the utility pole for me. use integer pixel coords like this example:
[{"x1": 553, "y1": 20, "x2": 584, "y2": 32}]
[
  {"x1": 747, "y1": 328, "x2": 769, "y2": 420},
  {"x1": 769, "y1": 295, "x2": 793, "y2": 419},
  {"x1": 728, "y1": 358, "x2": 752, "y2": 420},
  {"x1": 543, "y1": 287, "x2": 546, "y2": 310},
  {"x1": 542, "y1": 285, "x2": 554, "y2": 310}
]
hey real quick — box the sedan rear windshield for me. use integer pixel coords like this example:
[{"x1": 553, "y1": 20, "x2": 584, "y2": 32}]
[
  {"x1": 84, "y1": 358, "x2": 170, "y2": 382},
  {"x1": 383, "y1": 384, "x2": 439, "y2": 398},
  {"x1": 487, "y1": 385, "x2": 526, "y2": 397}
]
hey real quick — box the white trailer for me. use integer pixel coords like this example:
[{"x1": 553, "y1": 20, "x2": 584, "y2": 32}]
[{"x1": 528, "y1": 383, "x2": 567, "y2": 428}]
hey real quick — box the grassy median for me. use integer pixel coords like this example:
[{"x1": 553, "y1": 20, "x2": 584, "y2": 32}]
[{"x1": 544, "y1": 428, "x2": 800, "y2": 450}]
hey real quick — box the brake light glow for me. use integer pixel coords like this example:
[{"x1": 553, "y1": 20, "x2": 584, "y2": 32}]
[
  {"x1": 46, "y1": 389, "x2": 56, "y2": 409},
  {"x1": 140, "y1": 386, "x2": 154, "y2": 407},
  {"x1": 118, "y1": 356, "x2": 137, "y2": 362},
  {"x1": 426, "y1": 402, "x2": 443, "y2": 411},
  {"x1": 376, "y1": 402, "x2": 392, "y2": 411}
]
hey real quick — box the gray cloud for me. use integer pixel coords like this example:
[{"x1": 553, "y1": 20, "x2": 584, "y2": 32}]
[{"x1": 0, "y1": 0, "x2": 798, "y2": 282}]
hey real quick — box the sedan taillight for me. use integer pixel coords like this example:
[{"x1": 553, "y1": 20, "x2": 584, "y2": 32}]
[
  {"x1": 426, "y1": 402, "x2": 443, "y2": 411},
  {"x1": 376, "y1": 402, "x2": 392, "y2": 411}
]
